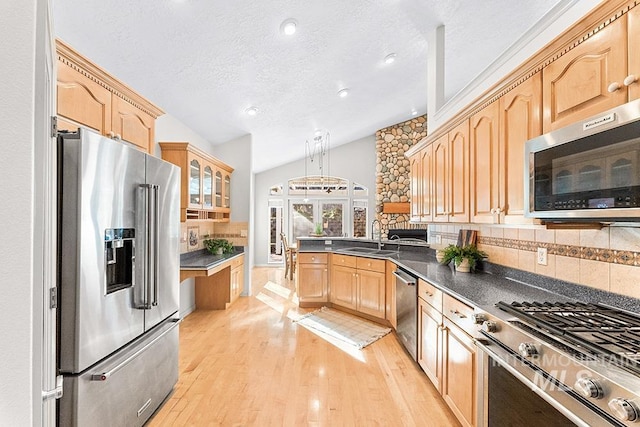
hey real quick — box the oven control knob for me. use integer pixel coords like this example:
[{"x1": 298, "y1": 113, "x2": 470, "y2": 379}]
[
  {"x1": 608, "y1": 398, "x2": 639, "y2": 422},
  {"x1": 472, "y1": 313, "x2": 487, "y2": 324},
  {"x1": 481, "y1": 320, "x2": 498, "y2": 333},
  {"x1": 518, "y1": 342, "x2": 538, "y2": 358},
  {"x1": 575, "y1": 378, "x2": 603, "y2": 399}
]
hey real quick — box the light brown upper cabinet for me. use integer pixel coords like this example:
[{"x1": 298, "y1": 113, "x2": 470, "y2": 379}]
[
  {"x1": 409, "y1": 144, "x2": 433, "y2": 222},
  {"x1": 433, "y1": 120, "x2": 470, "y2": 223},
  {"x1": 500, "y1": 73, "x2": 543, "y2": 224},
  {"x1": 629, "y1": 5, "x2": 640, "y2": 101},
  {"x1": 409, "y1": 149, "x2": 423, "y2": 222},
  {"x1": 470, "y1": 73, "x2": 542, "y2": 225},
  {"x1": 420, "y1": 144, "x2": 433, "y2": 222},
  {"x1": 542, "y1": 17, "x2": 627, "y2": 132},
  {"x1": 470, "y1": 101, "x2": 501, "y2": 224},
  {"x1": 159, "y1": 142, "x2": 233, "y2": 222},
  {"x1": 56, "y1": 39, "x2": 163, "y2": 154}
]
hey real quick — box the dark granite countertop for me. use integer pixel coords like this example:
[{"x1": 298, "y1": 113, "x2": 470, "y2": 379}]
[
  {"x1": 297, "y1": 239, "x2": 640, "y2": 315},
  {"x1": 179, "y1": 248, "x2": 244, "y2": 270}
]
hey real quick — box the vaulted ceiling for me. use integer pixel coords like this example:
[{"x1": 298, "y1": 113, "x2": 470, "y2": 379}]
[{"x1": 53, "y1": 0, "x2": 565, "y2": 172}]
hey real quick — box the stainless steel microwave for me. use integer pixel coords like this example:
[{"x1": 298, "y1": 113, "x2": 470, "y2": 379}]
[{"x1": 525, "y1": 99, "x2": 640, "y2": 221}]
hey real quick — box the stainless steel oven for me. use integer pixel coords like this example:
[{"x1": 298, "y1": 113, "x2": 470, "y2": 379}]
[
  {"x1": 394, "y1": 268, "x2": 418, "y2": 361},
  {"x1": 476, "y1": 301, "x2": 640, "y2": 427}
]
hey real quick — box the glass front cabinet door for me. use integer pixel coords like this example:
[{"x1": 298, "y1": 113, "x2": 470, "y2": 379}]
[
  {"x1": 189, "y1": 157, "x2": 201, "y2": 207},
  {"x1": 203, "y1": 165, "x2": 213, "y2": 208},
  {"x1": 224, "y1": 174, "x2": 231, "y2": 208}
]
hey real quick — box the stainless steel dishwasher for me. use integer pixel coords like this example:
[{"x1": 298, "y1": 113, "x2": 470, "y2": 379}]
[{"x1": 393, "y1": 268, "x2": 418, "y2": 361}]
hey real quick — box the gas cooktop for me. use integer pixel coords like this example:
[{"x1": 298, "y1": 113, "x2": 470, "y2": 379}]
[{"x1": 497, "y1": 301, "x2": 640, "y2": 375}]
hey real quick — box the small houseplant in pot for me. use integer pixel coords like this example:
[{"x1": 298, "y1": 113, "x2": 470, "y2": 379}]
[
  {"x1": 439, "y1": 244, "x2": 487, "y2": 273},
  {"x1": 203, "y1": 238, "x2": 234, "y2": 255},
  {"x1": 312, "y1": 223, "x2": 324, "y2": 237}
]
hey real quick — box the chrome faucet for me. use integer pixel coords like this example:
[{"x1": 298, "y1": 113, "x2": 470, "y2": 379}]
[{"x1": 371, "y1": 219, "x2": 382, "y2": 249}]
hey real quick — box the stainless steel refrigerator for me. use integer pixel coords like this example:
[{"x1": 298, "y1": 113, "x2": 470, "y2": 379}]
[{"x1": 57, "y1": 129, "x2": 180, "y2": 426}]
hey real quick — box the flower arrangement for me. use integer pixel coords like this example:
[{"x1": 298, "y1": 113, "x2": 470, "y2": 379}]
[{"x1": 438, "y1": 244, "x2": 487, "y2": 272}]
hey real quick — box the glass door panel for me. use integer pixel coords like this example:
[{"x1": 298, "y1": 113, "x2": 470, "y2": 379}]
[
  {"x1": 268, "y1": 205, "x2": 284, "y2": 263},
  {"x1": 290, "y1": 200, "x2": 347, "y2": 239},
  {"x1": 215, "y1": 170, "x2": 222, "y2": 207},
  {"x1": 291, "y1": 202, "x2": 314, "y2": 241},
  {"x1": 321, "y1": 202, "x2": 345, "y2": 237},
  {"x1": 203, "y1": 165, "x2": 213, "y2": 208},
  {"x1": 224, "y1": 174, "x2": 231, "y2": 208},
  {"x1": 189, "y1": 158, "x2": 201, "y2": 206}
]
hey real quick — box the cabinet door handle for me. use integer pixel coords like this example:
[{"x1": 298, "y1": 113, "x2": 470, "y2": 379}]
[
  {"x1": 624, "y1": 74, "x2": 638, "y2": 86},
  {"x1": 607, "y1": 82, "x2": 621, "y2": 93}
]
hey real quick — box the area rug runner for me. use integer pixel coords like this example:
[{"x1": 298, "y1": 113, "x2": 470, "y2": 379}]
[{"x1": 294, "y1": 306, "x2": 392, "y2": 349}]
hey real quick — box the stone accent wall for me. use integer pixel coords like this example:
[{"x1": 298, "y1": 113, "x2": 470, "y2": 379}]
[{"x1": 375, "y1": 115, "x2": 427, "y2": 237}]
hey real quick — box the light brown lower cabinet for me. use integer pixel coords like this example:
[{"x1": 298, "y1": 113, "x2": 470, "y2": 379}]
[
  {"x1": 329, "y1": 255, "x2": 386, "y2": 319},
  {"x1": 417, "y1": 281, "x2": 478, "y2": 427},
  {"x1": 441, "y1": 318, "x2": 477, "y2": 427},
  {"x1": 418, "y1": 297, "x2": 442, "y2": 390},
  {"x1": 296, "y1": 253, "x2": 329, "y2": 306}
]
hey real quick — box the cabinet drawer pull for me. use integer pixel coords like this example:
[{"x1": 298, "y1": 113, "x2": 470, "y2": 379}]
[
  {"x1": 607, "y1": 81, "x2": 621, "y2": 93},
  {"x1": 311, "y1": 257, "x2": 315, "y2": 261},
  {"x1": 450, "y1": 309, "x2": 466, "y2": 319}
]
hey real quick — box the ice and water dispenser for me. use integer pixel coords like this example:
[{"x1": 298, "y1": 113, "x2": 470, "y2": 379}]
[{"x1": 104, "y1": 228, "x2": 135, "y2": 294}]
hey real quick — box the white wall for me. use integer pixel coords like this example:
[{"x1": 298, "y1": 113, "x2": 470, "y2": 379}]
[
  {"x1": 214, "y1": 134, "x2": 253, "y2": 223},
  {"x1": 0, "y1": 0, "x2": 39, "y2": 424},
  {"x1": 429, "y1": 0, "x2": 603, "y2": 132},
  {"x1": 155, "y1": 113, "x2": 215, "y2": 156},
  {"x1": 213, "y1": 134, "x2": 254, "y2": 295},
  {"x1": 253, "y1": 135, "x2": 377, "y2": 266}
]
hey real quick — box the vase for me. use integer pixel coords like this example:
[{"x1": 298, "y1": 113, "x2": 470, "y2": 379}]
[{"x1": 456, "y1": 258, "x2": 471, "y2": 273}]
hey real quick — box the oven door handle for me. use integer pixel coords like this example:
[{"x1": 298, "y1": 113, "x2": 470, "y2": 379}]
[{"x1": 475, "y1": 340, "x2": 591, "y2": 427}]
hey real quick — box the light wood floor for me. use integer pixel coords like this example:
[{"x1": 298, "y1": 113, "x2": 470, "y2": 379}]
[{"x1": 148, "y1": 267, "x2": 460, "y2": 426}]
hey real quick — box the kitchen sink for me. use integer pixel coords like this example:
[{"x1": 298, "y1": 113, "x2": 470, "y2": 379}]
[
  {"x1": 335, "y1": 247, "x2": 398, "y2": 257},
  {"x1": 338, "y1": 247, "x2": 378, "y2": 253}
]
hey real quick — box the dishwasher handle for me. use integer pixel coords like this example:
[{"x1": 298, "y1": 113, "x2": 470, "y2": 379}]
[{"x1": 393, "y1": 269, "x2": 417, "y2": 286}]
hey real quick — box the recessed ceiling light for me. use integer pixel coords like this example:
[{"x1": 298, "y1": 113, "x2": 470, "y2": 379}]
[
  {"x1": 384, "y1": 53, "x2": 397, "y2": 64},
  {"x1": 245, "y1": 106, "x2": 259, "y2": 116},
  {"x1": 337, "y1": 88, "x2": 350, "y2": 98},
  {"x1": 280, "y1": 19, "x2": 297, "y2": 36}
]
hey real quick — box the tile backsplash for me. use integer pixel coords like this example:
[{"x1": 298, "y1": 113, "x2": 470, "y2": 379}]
[
  {"x1": 179, "y1": 221, "x2": 248, "y2": 254},
  {"x1": 429, "y1": 224, "x2": 640, "y2": 300}
]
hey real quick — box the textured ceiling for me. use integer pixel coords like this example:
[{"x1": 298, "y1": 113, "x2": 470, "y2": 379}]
[{"x1": 53, "y1": 0, "x2": 563, "y2": 172}]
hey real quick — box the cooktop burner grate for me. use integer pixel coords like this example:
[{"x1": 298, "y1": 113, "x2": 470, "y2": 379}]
[{"x1": 498, "y1": 301, "x2": 640, "y2": 375}]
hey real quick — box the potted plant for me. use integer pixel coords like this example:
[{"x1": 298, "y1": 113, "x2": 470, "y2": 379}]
[
  {"x1": 312, "y1": 223, "x2": 324, "y2": 237},
  {"x1": 203, "y1": 238, "x2": 234, "y2": 255},
  {"x1": 439, "y1": 244, "x2": 487, "y2": 273}
]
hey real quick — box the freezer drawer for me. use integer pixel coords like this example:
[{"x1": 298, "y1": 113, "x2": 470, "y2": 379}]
[{"x1": 59, "y1": 319, "x2": 179, "y2": 427}]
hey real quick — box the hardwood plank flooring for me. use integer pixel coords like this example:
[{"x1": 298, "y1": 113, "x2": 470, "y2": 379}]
[{"x1": 148, "y1": 267, "x2": 460, "y2": 426}]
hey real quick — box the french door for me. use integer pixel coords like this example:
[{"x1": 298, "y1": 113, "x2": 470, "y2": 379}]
[{"x1": 290, "y1": 200, "x2": 347, "y2": 240}]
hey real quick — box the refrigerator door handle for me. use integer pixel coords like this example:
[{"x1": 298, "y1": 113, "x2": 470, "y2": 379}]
[
  {"x1": 137, "y1": 183, "x2": 153, "y2": 310},
  {"x1": 152, "y1": 184, "x2": 159, "y2": 306}
]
